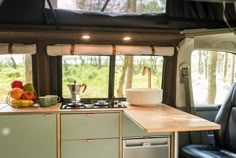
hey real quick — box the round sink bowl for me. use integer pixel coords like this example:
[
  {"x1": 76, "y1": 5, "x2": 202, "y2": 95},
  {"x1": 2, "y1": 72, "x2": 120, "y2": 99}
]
[{"x1": 125, "y1": 88, "x2": 163, "y2": 106}]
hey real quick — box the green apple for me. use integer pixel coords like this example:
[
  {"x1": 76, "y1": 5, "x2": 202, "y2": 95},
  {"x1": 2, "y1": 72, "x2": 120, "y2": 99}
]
[{"x1": 23, "y1": 83, "x2": 35, "y2": 92}]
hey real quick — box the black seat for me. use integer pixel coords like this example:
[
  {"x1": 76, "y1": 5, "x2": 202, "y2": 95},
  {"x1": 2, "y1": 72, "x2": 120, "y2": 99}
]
[{"x1": 180, "y1": 83, "x2": 236, "y2": 158}]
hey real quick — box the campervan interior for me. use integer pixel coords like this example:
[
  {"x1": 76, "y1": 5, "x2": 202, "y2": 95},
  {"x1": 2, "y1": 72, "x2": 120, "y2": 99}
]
[{"x1": 1, "y1": 0, "x2": 236, "y2": 158}]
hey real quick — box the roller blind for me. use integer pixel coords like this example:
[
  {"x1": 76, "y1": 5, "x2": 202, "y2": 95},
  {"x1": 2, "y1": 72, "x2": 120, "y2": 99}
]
[
  {"x1": 47, "y1": 44, "x2": 113, "y2": 56},
  {"x1": 47, "y1": 44, "x2": 174, "y2": 56},
  {"x1": 0, "y1": 43, "x2": 36, "y2": 54}
]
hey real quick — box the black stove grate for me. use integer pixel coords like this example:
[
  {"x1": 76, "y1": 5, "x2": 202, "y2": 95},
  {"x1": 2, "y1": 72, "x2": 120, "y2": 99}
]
[{"x1": 60, "y1": 99, "x2": 127, "y2": 109}]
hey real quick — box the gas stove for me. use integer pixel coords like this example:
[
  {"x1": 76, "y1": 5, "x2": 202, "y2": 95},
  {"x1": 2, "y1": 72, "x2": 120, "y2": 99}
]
[{"x1": 60, "y1": 99, "x2": 127, "y2": 109}]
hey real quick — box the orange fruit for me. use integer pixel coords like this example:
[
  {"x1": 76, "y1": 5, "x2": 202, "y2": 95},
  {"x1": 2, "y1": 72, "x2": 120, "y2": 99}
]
[{"x1": 9, "y1": 88, "x2": 23, "y2": 99}]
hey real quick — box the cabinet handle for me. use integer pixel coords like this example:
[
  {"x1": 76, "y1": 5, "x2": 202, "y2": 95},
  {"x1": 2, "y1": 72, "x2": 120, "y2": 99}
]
[
  {"x1": 87, "y1": 113, "x2": 94, "y2": 116},
  {"x1": 44, "y1": 114, "x2": 52, "y2": 117},
  {"x1": 87, "y1": 139, "x2": 94, "y2": 142}
]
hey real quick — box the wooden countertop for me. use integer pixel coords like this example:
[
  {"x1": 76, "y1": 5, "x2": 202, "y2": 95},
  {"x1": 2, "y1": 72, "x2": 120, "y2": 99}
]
[
  {"x1": 0, "y1": 103, "x2": 220, "y2": 133},
  {"x1": 0, "y1": 103, "x2": 125, "y2": 114},
  {"x1": 124, "y1": 104, "x2": 220, "y2": 133}
]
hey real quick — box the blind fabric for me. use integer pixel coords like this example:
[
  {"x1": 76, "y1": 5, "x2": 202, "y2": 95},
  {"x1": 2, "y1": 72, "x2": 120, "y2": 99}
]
[
  {"x1": 47, "y1": 44, "x2": 174, "y2": 56},
  {"x1": 74, "y1": 44, "x2": 113, "y2": 55},
  {"x1": 155, "y1": 46, "x2": 174, "y2": 56},
  {"x1": 46, "y1": 44, "x2": 71, "y2": 56},
  {"x1": 47, "y1": 44, "x2": 113, "y2": 56},
  {"x1": 116, "y1": 46, "x2": 153, "y2": 55},
  {"x1": 0, "y1": 43, "x2": 36, "y2": 54}
]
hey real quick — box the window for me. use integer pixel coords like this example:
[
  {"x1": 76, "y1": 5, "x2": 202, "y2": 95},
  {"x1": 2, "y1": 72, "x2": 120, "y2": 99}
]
[
  {"x1": 49, "y1": 0, "x2": 166, "y2": 13},
  {"x1": 191, "y1": 50, "x2": 235, "y2": 105},
  {"x1": 62, "y1": 55, "x2": 110, "y2": 98},
  {"x1": 114, "y1": 55, "x2": 163, "y2": 97},
  {"x1": 0, "y1": 54, "x2": 33, "y2": 103},
  {"x1": 62, "y1": 55, "x2": 164, "y2": 99}
]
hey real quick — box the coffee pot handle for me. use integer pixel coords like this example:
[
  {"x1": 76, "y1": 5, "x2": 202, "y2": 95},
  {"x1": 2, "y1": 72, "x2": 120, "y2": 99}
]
[{"x1": 80, "y1": 84, "x2": 87, "y2": 93}]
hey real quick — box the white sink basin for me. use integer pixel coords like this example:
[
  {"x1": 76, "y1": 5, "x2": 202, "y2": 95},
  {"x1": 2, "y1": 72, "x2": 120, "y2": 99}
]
[{"x1": 125, "y1": 88, "x2": 163, "y2": 106}]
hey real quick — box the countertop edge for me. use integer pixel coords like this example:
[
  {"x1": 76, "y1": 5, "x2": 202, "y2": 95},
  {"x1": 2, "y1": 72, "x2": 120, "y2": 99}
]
[{"x1": 0, "y1": 103, "x2": 221, "y2": 133}]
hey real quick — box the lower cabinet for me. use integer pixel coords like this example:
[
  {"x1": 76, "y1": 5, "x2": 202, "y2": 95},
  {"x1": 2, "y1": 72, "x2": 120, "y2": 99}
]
[
  {"x1": 61, "y1": 112, "x2": 120, "y2": 158},
  {"x1": 0, "y1": 114, "x2": 57, "y2": 158},
  {"x1": 61, "y1": 139, "x2": 119, "y2": 158}
]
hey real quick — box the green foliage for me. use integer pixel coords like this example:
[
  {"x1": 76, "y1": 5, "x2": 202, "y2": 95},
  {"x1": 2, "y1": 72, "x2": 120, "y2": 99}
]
[
  {"x1": 0, "y1": 55, "x2": 163, "y2": 102},
  {"x1": 73, "y1": 0, "x2": 165, "y2": 13},
  {"x1": 62, "y1": 56, "x2": 163, "y2": 98},
  {"x1": 62, "y1": 64, "x2": 110, "y2": 98},
  {"x1": 137, "y1": 1, "x2": 161, "y2": 13},
  {"x1": 0, "y1": 63, "x2": 26, "y2": 102},
  {"x1": 6, "y1": 71, "x2": 21, "y2": 78}
]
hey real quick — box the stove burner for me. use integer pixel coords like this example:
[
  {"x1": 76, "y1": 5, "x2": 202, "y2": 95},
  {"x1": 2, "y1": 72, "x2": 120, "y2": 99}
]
[
  {"x1": 60, "y1": 99, "x2": 127, "y2": 109},
  {"x1": 67, "y1": 102, "x2": 86, "y2": 108}
]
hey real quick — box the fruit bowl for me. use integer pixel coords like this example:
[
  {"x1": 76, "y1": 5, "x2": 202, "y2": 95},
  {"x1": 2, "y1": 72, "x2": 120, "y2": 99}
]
[
  {"x1": 5, "y1": 94, "x2": 34, "y2": 108},
  {"x1": 6, "y1": 80, "x2": 37, "y2": 108}
]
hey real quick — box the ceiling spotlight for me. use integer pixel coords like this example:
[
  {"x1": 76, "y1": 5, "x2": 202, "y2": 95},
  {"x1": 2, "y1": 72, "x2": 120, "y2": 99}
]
[
  {"x1": 123, "y1": 36, "x2": 131, "y2": 41},
  {"x1": 82, "y1": 35, "x2": 90, "y2": 40}
]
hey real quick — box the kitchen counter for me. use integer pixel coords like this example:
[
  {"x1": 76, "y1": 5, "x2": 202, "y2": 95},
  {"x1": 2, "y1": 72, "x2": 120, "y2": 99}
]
[
  {"x1": 0, "y1": 103, "x2": 125, "y2": 114},
  {"x1": 0, "y1": 103, "x2": 220, "y2": 133},
  {"x1": 124, "y1": 104, "x2": 220, "y2": 133}
]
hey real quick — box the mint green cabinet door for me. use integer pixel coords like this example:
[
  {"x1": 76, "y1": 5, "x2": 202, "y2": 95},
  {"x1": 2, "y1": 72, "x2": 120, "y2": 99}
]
[
  {"x1": 0, "y1": 114, "x2": 57, "y2": 158},
  {"x1": 61, "y1": 113, "x2": 119, "y2": 140},
  {"x1": 61, "y1": 139, "x2": 119, "y2": 158}
]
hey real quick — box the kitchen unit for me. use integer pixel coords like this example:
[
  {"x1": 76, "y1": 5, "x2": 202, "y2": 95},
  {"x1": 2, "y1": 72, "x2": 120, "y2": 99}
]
[
  {"x1": 0, "y1": 114, "x2": 57, "y2": 158},
  {"x1": 0, "y1": 103, "x2": 220, "y2": 158},
  {"x1": 61, "y1": 112, "x2": 120, "y2": 158}
]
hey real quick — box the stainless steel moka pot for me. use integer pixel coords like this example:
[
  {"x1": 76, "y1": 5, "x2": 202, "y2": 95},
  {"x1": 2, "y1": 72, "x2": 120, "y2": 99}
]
[{"x1": 67, "y1": 80, "x2": 87, "y2": 102}]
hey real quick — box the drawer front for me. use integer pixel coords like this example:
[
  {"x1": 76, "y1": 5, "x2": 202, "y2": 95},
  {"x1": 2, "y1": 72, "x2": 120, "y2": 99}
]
[
  {"x1": 61, "y1": 113, "x2": 119, "y2": 139},
  {"x1": 61, "y1": 139, "x2": 119, "y2": 158}
]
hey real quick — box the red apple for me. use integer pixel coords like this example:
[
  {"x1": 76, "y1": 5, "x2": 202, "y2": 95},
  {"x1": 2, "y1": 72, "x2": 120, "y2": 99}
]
[
  {"x1": 11, "y1": 80, "x2": 23, "y2": 89},
  {"x1": 22, "y1": 91, "x2": 36, "y2": 101}
]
